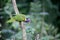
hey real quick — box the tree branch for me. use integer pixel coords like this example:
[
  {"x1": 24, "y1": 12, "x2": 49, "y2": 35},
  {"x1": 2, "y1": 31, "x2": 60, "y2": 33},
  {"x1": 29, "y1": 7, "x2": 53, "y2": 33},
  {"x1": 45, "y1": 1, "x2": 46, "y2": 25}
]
[
  {"x1": 11, "y1": 0, "x2": 19, "y2": 14},
  {"x1": 11, "y1": 0, "x2": 27, "y2": 40}
]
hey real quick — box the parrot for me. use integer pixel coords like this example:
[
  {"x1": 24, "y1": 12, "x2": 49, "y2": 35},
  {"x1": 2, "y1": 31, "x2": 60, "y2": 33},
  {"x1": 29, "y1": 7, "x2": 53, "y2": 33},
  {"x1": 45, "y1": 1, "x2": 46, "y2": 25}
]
[
  {"x1": 13, "y1": 14, "x2": 26, "y2": 22},
  {"x1": 7, "y1": 14, "x2": 30, "y2": 23},
  {"x1": 7, "y1": 14, "x2": 26, "y2": 23}
]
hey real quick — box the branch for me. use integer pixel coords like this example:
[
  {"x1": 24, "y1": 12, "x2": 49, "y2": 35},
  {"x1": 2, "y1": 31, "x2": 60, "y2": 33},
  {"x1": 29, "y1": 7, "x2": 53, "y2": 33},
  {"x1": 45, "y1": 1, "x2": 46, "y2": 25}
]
[
  {"x1": 20, "y1": 22, "x2": 27, "y2": 40},
  {"x1": 11, "y1": 0, "x2": 19, "y2": 14},
  {"x1": 11, "y1": 0, "x2": 27, "y2": 40}
]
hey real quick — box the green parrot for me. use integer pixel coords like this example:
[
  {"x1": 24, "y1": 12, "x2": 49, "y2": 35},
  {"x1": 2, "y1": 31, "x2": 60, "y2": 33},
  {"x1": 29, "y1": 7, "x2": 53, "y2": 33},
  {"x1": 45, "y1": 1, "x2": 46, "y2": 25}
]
[
  {"x1": 7, "y1": 14, "x2": 26, "y2": 23},
  {"x1": 13, "y1": 14, "x2": 26, "y2": 21}
]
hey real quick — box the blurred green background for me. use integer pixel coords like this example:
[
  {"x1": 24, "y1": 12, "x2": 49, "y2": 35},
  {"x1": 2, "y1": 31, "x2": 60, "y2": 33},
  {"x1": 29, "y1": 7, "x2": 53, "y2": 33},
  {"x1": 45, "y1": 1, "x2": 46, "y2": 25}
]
[{"x1": 0, "y1": 0, "x2": 60, "y2": 40}]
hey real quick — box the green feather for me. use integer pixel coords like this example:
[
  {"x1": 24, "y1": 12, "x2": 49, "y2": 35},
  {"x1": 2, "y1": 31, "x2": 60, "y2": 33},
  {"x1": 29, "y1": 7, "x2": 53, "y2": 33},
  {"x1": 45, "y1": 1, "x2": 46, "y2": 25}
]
[
  {"x1": 7, "y1": 18, "x2": 15, "y2": 23},
  {"x1": 7, "y1": 14, "x2": 26, "y2": 23},
  {"x1": 13, "y1": 14, "x2": 26, "y2": 21}
]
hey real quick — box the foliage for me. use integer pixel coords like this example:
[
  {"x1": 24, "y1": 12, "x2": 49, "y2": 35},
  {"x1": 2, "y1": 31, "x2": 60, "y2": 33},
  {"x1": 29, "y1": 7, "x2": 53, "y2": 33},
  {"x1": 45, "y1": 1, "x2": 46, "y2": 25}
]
[{"x1": 0, "y1": 0, "x2": 60, "y2": 40}]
